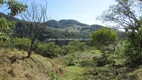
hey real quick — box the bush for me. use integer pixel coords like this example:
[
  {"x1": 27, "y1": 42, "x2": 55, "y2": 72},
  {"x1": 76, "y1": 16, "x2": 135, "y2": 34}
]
[
  {"x1": 14, "y1": 38, "x2": 31, "y2": 51},
  {"x1": 65, "y1": 40, "x2": 85, "y2": 53},
  {"x1": 83, "y1": 65, "x2": 137, "y2": 80},
  {"x1": 35, "y1": 42, "x2": 66, "y2": 58},
  {"x1": 34, "y1": 40, "x2": 86, "y2": 58},
  {"x1": 122, "y1": 26, "x2": 142, "y2": 66},
  {"x1": 90, "y1": 28, "x2": 117, "y2": 51},
  {"x1": 54, "y1": 54, "x2": 78, "y2": 66},
  {"x1": 0, "y1": 39, "x2": 10, "y2": 48},
  {"x1": 123, "y1": 40, "x2": 142, "y2": 67},
  {"x1": 93, "y1": 56, "x2": 109, "y2": 67}
]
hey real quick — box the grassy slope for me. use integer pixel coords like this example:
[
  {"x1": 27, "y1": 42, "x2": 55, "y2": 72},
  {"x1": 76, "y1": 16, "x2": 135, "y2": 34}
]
[
  {"x1": 0, "y1": 48, "x2": 63, "y2": 80},
  {"x1": 133, "y1": 68, "x2": 142, "y2": 80},
  {"x1": 58, "y1": 66, "x2": 85, "y2": 80}
]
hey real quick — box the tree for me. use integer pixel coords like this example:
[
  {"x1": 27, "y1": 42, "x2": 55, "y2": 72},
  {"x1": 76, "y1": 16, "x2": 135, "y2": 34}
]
[
  {"x1": 101, "y1": 0, "x2": 142, "y2": 31},
  {"x1": 0, "y1": 0, "x2": 27, "y2": 49},
  {"x1": 20, "y1": 2, "x2": 48, "y2": 58},
  {"x1": 0, "y1": 0, "x2": 27, "y2": 16},
  {"x1": 100, "y1": 0, "x2": 142, "y2": 64},
  {"x1": 0, "y1": 0, "x2": 27, "y2": 37},
  {"x1": 0, "y1": 17, "x2": 15, "y2": 48},
  {"x1": 0, "y1": 17, "x2": 15, "y2": 39},
  {"x1": 90, "y1": 28, "x2": 117, "y2": 52},
  {"x1": 100, "y1": 0, "x2": 142, "y2": 43}
]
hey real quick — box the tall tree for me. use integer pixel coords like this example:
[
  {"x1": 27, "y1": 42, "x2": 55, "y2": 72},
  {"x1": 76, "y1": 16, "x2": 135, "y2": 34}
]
[
  {"x1": 101, "y1": 0, "x2": 142, "y2": 32},
  {"x1": 20, "y1": 2, "x2": 48, "y2": 58},
  {"x1": 100, "y1": 0, "x2": 142, "y2": 64},
  {"x1": 0, "y1": 0, "x2": 27, "y2": 16},
  {"x1": 0, "y1": 0, "x2": 27, "y2": 48},
  {"x1": 0, "y1": 0, "x2": 27, "y2": 37}
]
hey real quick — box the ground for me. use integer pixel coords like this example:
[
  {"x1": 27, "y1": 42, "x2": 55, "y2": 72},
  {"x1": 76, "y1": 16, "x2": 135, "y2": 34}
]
[
  {"x1": 0, "y1": 48, "x2": 63, "y2": 80},
  {"x1": 58, "y1": 66, "x2": 85, "y2": 80}
]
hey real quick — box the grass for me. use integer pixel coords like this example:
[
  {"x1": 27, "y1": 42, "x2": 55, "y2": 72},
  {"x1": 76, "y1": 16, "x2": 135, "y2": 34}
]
[
  {"x1": 133, "y1": 67, "x2": 142, "y2": 80},
  {"x1": 0, "y1": 48, "x2": 63, "y2": 80},
  {"x1": 58, "y1": 66, "x2": 85, "y2": 80},
  {"x1": 54, "y1": 50, "x2": 96, "y2": 80}
]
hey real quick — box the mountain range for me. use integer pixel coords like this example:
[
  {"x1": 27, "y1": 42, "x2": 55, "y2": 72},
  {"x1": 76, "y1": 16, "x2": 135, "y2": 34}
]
[
  {"x1": 0, "y1": 12, "x2": 103, "y2": 33},
  {"x1": 43, "y1": 19, "x2": 102, "y2": 33}
]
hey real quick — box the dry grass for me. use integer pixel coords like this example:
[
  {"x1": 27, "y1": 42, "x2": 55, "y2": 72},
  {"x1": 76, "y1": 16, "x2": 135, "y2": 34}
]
[
  {"x1": 138, "y1": 72, "x2": 142, "y2": 80},
  {"x1": 0, "y1": 48, "x2": 63, "y2": 80},
  {"x1": 133, "y1": 68, "x2": 142, "y2": 80}
]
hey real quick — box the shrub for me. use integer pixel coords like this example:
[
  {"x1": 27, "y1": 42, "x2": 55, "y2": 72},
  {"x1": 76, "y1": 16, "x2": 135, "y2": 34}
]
[
  {"x1": 90, "y1": 28, "x2": 117, "y2": 52},
  {"x1": 65, "y1": 40, "x2": 85, "y2": 54},
  {"x1": 0, "y1": 39, "x2": 10, "y2": 48},
  {"x1": 123, "y1": 40, "x2": 142, "y2": 67},
  {"x1": 14, "y1": 38, "x2": 31, "y2": 51},
  {"x1": 83, "y1": 66, "x2": 137, "y2": 80},
  {"x1": 35, "y1": 42, "x2": 66, "y2": 58},
  {"x1": 54, "y1": 54, "x2": 78, "y2": 66}
]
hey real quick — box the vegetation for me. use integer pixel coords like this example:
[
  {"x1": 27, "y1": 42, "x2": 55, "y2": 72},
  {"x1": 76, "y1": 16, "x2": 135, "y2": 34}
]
[
  {"x1": 0, "y1": 0, "x2": 27, "y2": 16},
  {"x1": 90, "y1": 27, "x2": 117, "y2": 52},
  {"x1": 0, "y1": 17, "x2": 15, "y2": 39},
  {"x1": 1, "y1": 0, "x2": 142, "y2": 80},
  {"x1": 19, "y1": 2, "x2": 48, "y2": 58},
  {"x1": 58, "y1": 66, "x2": 84, "y2": 80},
  {"x1": 0, "y1": 48, "x2": 63, "y2": 80},
  {"x1": 101, "y1": 0, "x2": 142, "y2": 66}
]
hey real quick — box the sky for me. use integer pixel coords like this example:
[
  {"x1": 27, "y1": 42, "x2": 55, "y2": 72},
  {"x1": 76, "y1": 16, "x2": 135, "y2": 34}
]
[
  {"x1": 43, "y1": 0, "x2": 116, "y2": 25},
  {"x1": 41, "y1": 0, "x2": 116, "y2": 25},
  {"x1": 0, "y1": 0, "x2": 116, "y2": 25}
]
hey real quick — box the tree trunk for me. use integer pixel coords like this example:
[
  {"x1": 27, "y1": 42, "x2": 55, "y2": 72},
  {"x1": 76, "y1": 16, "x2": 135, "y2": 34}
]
[
  {"x1": 27, "y1": 49, "x2": 32, "y2": 58},
  {"x1": 26, "y1": 39, "x2": 35, "y2": 58}
]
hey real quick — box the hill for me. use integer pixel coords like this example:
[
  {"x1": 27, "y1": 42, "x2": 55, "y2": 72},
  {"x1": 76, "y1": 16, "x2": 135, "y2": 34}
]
[
  {"x1": 43, "y1": 19, "x2": 102, "y2": 33},
  {"x1": 0, "y1": 12, "x2": 103, "y2": 33},
  {"x1": 0, "y1": 48, "x2": 63, "y2": 80},
  {"x1": 43, "y1": 19, "x2": 89, "y2": 29}
]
